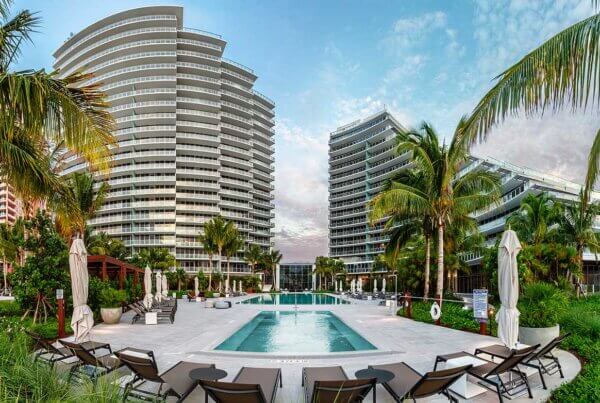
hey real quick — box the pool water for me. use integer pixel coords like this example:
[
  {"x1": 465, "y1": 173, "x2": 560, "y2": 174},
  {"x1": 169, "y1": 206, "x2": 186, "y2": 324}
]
[
  {"x1": 241, "y1": 293, "x2": 349, "y2": 305},
  {"x1": 215, "y1": 311, "x2": 376, "y2": 353}
]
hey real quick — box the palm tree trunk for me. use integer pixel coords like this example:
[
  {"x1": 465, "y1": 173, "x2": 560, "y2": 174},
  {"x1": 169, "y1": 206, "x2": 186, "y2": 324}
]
[
  {"x1": 424, "y1": 236, "x2": 431, "y2": 300},
  {"x1": 436, "y1": 219, "x2": 445, "y2": 305},
  {"x1": 226, "y1": 257, "x2": 231, "y2": 292},
  {"x1": 208, "y1": 255, "x2": 213, "y2": 291}
]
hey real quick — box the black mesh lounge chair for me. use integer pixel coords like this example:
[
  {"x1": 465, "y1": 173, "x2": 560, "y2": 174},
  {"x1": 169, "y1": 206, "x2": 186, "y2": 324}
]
[
  {"x1": 200, "y1": 367, "x2": 282, "y2": 403},
  {"x1": 460, "y1": 345, "x2": 539, "y2": 402},
  {"x1": 302, "y1": 366, "x2": 375, "y2": 403},
  {"x1": 369, "y1": 362, "x2": 471, "y2": 402},
  {"x1": 115, "y1": 348, "x2": 214, "y2": 402},
  {"x1": 26, "y1": 331, "x2": 110, "y2": 368},
  {"x1": 59, "y1": 339, "x2": 122, "y2": 382},
  {"x1": 474, "y1": 333, "x2": 570, "y2": 389}
]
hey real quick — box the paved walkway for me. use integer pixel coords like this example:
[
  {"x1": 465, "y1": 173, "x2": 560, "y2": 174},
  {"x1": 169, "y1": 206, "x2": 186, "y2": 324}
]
[{"x1": 85, "y1": 295, "x2": 580, "y2": 402}]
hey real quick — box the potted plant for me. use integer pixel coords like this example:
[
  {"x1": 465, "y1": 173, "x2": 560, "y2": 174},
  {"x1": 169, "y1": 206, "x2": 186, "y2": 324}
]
[
  {"x1": 99, "y1": 287, "x2": 127, "y2": 324},
  {"x1": 518, "y1": 282, "x2": 568, "y2": 346}
]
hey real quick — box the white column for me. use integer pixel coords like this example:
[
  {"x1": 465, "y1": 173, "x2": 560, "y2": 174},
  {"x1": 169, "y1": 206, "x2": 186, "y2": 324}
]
[{"x1": 275, "y1": 264, "x2": 280, "y2": 291}]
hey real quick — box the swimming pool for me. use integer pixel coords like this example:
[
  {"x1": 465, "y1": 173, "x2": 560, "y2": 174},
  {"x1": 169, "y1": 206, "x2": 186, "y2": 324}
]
[
  {"x1": 241, "y1": 293, "x2": 349, "y2": 305},
  {"x1": 215, "y1": 311, "x2": 376, "y2": 353}
]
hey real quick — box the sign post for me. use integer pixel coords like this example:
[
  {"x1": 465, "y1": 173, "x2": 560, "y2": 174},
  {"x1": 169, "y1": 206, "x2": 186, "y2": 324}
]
[
  {"x1": 473, "y1": 289, "x2": 488, "y2": 335},
  {"x1": 56, "y1": 289, "x2": 66, "y2": 339}
]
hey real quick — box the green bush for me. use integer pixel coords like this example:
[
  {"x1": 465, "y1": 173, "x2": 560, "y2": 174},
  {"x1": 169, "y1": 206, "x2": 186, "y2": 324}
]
[
  {"x1": 518, "y1": 282, "x2": 568, "y2": 327},
  {"x1": 0, "y1": 301, "x2": 21, "y2": 317},
  {"x1": 99, "y1": 288, "x2": 127, "y2": 308}
]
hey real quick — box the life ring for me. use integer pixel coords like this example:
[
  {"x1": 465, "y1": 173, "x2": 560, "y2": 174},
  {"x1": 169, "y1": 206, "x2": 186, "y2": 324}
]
[{"x1": 430, "y1": 302, "x2": 441, "y2": 320}]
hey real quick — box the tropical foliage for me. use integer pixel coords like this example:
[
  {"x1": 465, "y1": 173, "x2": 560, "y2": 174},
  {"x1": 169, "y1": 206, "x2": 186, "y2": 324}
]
[
  {"x1": 313, "y1": 256, "x2": 345, "y2": 290},
  {"x1": 370, "y1": 121, "x2": 500, "y2": 299},
  {"x1": 86, "y1": 231, "x2": 128, "y2": 260},
  {"x1": 0, "y1": 0, "x2": 114, "y2": 202},
  {"x1": 507, "y1": 193, "x2": 562, "y2": 246},
  {"x1": 129, "y1": 248, "x2": 176, "y2": 272}
]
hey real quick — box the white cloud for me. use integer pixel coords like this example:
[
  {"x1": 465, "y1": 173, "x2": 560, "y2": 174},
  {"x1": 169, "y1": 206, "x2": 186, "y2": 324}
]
[{"x1": 381, "y1": 11, "x2": 448, "y2": 56}]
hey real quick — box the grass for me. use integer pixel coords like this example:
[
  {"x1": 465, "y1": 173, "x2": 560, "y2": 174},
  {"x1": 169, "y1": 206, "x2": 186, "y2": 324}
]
[{"x1": 397, "y1": 295, "x2": 600, "y2": 402}]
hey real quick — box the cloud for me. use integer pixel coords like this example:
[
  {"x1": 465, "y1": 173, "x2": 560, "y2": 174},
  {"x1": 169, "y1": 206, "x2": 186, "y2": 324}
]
[{"x1": 381, "y1": 11, "x2": 448, "y2": 57}]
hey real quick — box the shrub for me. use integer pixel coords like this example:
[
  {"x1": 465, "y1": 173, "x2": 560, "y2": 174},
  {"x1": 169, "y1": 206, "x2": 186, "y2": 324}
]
[
  {"x1": 99, "y1": 288, "x2": 127, "y2": 308},
  {"x1": 518, "y1": 282, "x2": 568, "y2": 328},
  {"x1": 0, "y1": 301, "x2": 21, "y2": 317}
]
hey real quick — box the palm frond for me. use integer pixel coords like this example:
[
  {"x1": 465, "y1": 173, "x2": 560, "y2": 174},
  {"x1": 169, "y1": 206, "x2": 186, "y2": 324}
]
[
  {"x1": 463, "y1": 13, "x2": 600, "y2": 144},
  {"x1": 584, "y1": 127, "x2": 600, "y2": 202},
  {"x1": 0, "y1": 6, "x2": 39, "y2": 69}
]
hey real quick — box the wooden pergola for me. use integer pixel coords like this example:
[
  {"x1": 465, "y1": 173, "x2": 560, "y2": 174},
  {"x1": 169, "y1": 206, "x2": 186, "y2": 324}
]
[{"x1": 87, "y1": 255, "x2": 144, "y2": 290}]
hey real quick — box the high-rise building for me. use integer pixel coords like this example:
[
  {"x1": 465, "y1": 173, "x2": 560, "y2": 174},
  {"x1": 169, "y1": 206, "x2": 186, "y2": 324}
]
[
  {"x1": 328, "y1": 110, "x2": 408, "y2": 274},
  {"x1": 0, "y1": 182, "x2": 22, "y2": 226},
  {"x1": 53, "y1": 6, "x2": 275, "y2": 274}
]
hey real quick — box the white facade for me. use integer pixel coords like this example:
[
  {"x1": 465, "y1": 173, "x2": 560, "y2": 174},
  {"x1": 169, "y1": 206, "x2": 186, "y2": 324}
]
[
  {"x1": 328, "y1": 111, "x2": 408, "y2": 274},
  {"x1": 53, "y1": 6, "x2": 275, "y2": 273}
]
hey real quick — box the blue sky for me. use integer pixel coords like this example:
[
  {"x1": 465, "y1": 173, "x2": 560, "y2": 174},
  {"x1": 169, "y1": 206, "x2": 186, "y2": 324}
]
[{"x1": 14, "y1": 0, "x2": 600, "y2": 261}]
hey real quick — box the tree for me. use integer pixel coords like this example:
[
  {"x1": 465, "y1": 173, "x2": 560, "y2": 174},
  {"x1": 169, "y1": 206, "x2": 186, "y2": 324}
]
[
  {"x1": 129, "y1": 248, "x2": 175, "y2": 272},
  {"x1": 223, "y1": 230, "x2": 244, "y2": 292},
  {"x1": 0, "y1": 0, "x2": 114, "y2": 201},
  {"x1": 0, "y1": 218, "x2": 25, "y2": 293},
  {"x1": 459, "y1": 9, "x2": 600, "y2": 202},
  {"x1": 370, "y1": 121, "x2": 500, "y2": 300},
  {"x1": 11, "y1": 211, "x2": 70, "y2": 323},
  {"x1": 196, "y1": 271, "x2": 208, "y2": 291},
  {"x1": 370, "y1": 168, "x2": 435, "y2": 298},
  {"x1": 169, "y1": 268, "x2": 187, "y2": 292},
  {"x1": 314, "y1": 256, "x2": 329, "y2": 290},
  {"x1": 507, "y1": 193, "x2": 562, "y2": 246},
  {"x1": 197, "y1": 229, "x2": 215, "y2": 290},
  {"x1": 50, "y1": 172, "x2": 108, "y2": 241},
  {"x1": 198, "y1": 216, "x2": 234, "y2": 291},
  {"x1": 261, "y1": 249, "x2": 282, "y2": 290},
  {"x1": 86, "y1": 231, "x2": 128, "y2": 260},
  {"x1": 245, "y1": 244, "x2": 264, "y2": 275},
  {"x1": 558, "y1": 189, "x2": 600, "y2": 292}
]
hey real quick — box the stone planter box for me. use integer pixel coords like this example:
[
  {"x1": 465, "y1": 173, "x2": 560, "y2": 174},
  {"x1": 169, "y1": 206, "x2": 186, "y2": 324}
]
[
  {"x1": 519, "y1": 324, "x2": 560, "y2": 347},
  {"x1": 100, "y1": 307, "x2": 122, "y2": 324}
]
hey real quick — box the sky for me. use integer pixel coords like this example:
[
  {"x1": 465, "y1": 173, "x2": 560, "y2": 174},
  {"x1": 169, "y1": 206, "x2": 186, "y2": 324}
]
[{"x1": 13, "y1": 0, "x2": 600, "y2": 262}]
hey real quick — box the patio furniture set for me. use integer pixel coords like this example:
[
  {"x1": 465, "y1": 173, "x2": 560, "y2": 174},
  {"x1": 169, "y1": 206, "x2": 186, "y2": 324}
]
[{"x1": 27, "y1": 329, "x2": 569, "y2": 402}]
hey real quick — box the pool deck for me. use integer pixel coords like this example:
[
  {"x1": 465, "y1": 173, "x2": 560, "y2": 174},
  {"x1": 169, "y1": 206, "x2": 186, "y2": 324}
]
[{"x1": 84, "y1": 294, "x2": 580, "y2": 402}]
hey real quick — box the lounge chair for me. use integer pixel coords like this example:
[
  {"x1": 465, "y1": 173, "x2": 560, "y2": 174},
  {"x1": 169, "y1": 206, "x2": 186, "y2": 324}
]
[
  {"x1": 26, "y1": 331, "x2": 110, "y2": 368},
  {"x1": 449, "y1": 345, "x2": 540, "y2": 402},
  {"x1": 302, "y1": 366, "x2": 375, "y2": 403},
  {"x1": 200, "y1": 367, "x2": 282, "y2": 403},
  {"x1": 369, "y1": 362, "x2": 471, "y2": 402},
  {"x1": 59, "y1": 339, "x2": 123, "y2": 382},
  {"x1": 115, "y1": 348, "x2": 214, "y2": 402},
  {"x1": 129, "y1": 304, "x2": 175, "y2": 324},
  {"x1": 474, "y1": 334, "x2": 570, "y2": 389}
]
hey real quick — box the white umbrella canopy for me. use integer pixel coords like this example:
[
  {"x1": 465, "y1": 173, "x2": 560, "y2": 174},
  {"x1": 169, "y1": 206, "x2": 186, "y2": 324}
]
[
  {"x1": 232, "y1": 280, "x2": 236, "y2": 293},
  {"x1": 358, "y1": 278, "x2": 363, "y2": 293},
  {"x1": 496, "y1": 229, "x2": 522, "y2": 348},
  {"x1": 194, "y1": 276, "x2": 199, "y2": 296},
  {"x1": 143, "y1": 266, "x2": 153, "y2": 309},
  {"x1": 382, "y1": 278, "x2": 387, "y2": 293},
  {"x1": 339, "y1": 280, "x2": 342, "y2": 291},
  {"x1": 225, "y1": 278, "x2": 230, "y2": 293},
  {"x1": 155, "y1": 271, "x2": 162, "y2": 302},
  {"x1": 162, "y1": 273, "x2": 168, "y2": 297},
  {"x1": 373, "y1": 278, "x2": 378, "y2": 293},
  {"x1": 351, "y1": 279, "x2": 355, "y2": 293},
  {"x1": 69, "y1": 238, "x2": 93, "y2": 342},
  {"x1": 334, "y1": 281, "x2": 338, "y2": 292}
]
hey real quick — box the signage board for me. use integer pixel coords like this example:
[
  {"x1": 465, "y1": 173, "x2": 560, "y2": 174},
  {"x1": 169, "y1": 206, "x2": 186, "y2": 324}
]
[{"x1": 473, "y1": 289, "x2": 488, "y2": 319}]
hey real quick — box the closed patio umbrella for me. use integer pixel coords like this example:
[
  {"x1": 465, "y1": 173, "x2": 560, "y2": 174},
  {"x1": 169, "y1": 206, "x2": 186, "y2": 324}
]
[
  {"x1": 225, "y1": 278, "x2": 230, "y2": 293},
  {"x1": 69, "y1": 238, "x2": 93, "y2": 342},
  {"x1": 382, "y1": 278, "x2": 386, "y2": 293},
  {"x1": 194, "y1": 276, "x2": 199, "y2": 297},
  {"x1": 143, "y1": 266, "x2": 153, "y2": 309},
  {"x1": 239, "y1": 280, "x2": 243, "y2": 293},
  {"x1": 373, "y1": 278, "x2": 378, "y2": 293},
  {"x1": 497, "y1": 229, "x2": 522, "y2": 348},
  {"x1": 358, "y1": 278, "x2": 363, "y2": 293},
  {"x1": 339, "y1": 280, "x2": 343, "y2": 291},
  {"x1": 351, "y1": 279, "x2": 355, "y2": 293},
  {"x1": 232, "y1": 280, "x2": 236, "y2": 293},
  {"x1": 162, "y1": 273, "x2": 168, "y2": 298},
  {"x1": 155, "y1": 271, "x2": 162, "y2": 302},
  {"x1": 334, "y1": 281, "x2": 338, "y2": 292}
]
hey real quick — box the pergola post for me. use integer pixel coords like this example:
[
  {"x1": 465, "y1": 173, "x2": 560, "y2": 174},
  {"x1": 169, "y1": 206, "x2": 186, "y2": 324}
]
[
  {"x1": 101, "y1": 257, "x2": 108, "y2": 281},
  {"x1": 119, "y1": 264, "x2": 125, "y2": 290}
]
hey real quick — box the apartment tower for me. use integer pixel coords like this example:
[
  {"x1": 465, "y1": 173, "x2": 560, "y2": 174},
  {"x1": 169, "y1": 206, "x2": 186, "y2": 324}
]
[
  {"x1": 53, "y1": 6, "x2": 275, "y2": 273},
  {"x1": 328, "y1": 111, "x2": 408, "y2": 274}
]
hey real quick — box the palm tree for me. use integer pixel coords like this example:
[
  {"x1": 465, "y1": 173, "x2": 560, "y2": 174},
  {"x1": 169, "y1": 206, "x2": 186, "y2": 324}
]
[
  {"x1": 370, "y1": 122, "x2": 500, "y2": 300},
  {"x1": 261, "y1": 249, "x2": 283, "y2": 290},
  {"x1": 130, "y1": 248, "x2": 175, "y2": 272},
  {"x1": 245, "y1": 244, "x2": 264, "y2": 275},
  {"x1": 223, "y1": 229, "x2": 244, "y2": 292},
  {"x1": 197, "y1": 230, "x2": 216, "y2": 290},
  {"x1": 50, "y1": 172, "x2": 109, "y2": 241},
  {"x1": 507, "y1": 193, "x2": 562, "y2": 246},
  {"x1": 0, "y1": 1, "x2": 114, "y2": 201},
  {"x1": 329, "y1": 258, "x2": 345, "y2": 290},
  {"x1": 459, "y1": 7, "x2": 600, "y2": 200},
  {"x1": 314, "y1": 256, "x2": 329, "y2": 290},
  {"x1": 370, "y1": 168, "x2": 435, "y2": 298},
  {"x1": 199, "y1": 216, "x2": 235, "y2": 291},
  {"x1": 0, "y1": 218, "x2": 24, "y2": 293},
  {"x1": 558, "y1": 189, "x2": 600, "y2": 292},
  {"x1": 170, "y1": 268, "x2": 187, "y2": 292}
]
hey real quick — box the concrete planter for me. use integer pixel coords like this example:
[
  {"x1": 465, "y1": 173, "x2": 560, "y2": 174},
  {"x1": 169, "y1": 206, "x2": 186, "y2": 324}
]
[
  {"x1": 519, "y1": 324, "x2": 560, "y2": 347},
  {"x1": 100, "y1": 307, "x2": 122, "y2": 324}
]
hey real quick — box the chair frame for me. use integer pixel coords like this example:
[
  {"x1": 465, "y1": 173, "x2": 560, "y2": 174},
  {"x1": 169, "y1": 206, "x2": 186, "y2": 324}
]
[
  {"x1": 302, "y1": 367, "x2": 374, "y2": 403},
  {"x1": 200, "y1": 368, "x2": 282, "y2": 403},
  {"x1": 59, "y1": 339, "x2": 119, "y2": 383}
]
